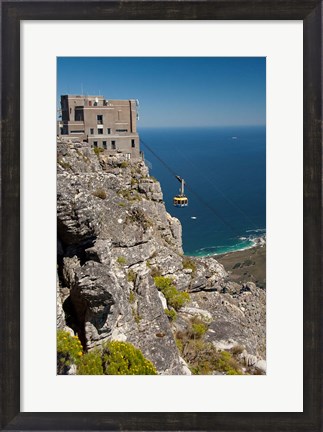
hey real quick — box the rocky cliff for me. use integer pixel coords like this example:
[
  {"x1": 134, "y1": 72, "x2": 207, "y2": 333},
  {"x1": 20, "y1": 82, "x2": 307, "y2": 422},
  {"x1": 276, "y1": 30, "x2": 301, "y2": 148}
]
[{"x1": 57, "y1": 139, "x2": 266, "y2": 375}]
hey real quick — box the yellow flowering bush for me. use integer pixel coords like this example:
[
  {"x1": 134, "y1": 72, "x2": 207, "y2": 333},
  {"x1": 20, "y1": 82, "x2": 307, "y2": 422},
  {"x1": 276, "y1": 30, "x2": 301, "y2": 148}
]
[
  {"x1": 102, "y1": 341, "x2": 157, "y2": 375},
  {"x1": 77, "y1": 350, "x2": 104, "y2": 375},
  {"x1": 57, "y1": 330, "x2": 83, "y2": 374}
]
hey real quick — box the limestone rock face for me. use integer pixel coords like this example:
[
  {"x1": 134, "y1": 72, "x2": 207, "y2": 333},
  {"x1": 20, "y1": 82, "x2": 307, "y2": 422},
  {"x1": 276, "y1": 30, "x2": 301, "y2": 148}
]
[{"x1": 57, "y1": 139, "x2": 266, "y2": 374}]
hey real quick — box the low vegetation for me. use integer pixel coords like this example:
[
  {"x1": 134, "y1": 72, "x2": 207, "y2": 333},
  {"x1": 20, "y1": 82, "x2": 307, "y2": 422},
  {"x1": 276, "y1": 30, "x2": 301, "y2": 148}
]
[
  {"x1": 57, "y1": 159, "x2": 71, "y2": 169},
  {"x1": 77, "y1": 350, "x2": 104, "y2": 375},
  {"x1": 182, "y1": 256, "x2": 197, "y2": 274},
  {"x1": 77, "y1": 342, "x2": 157, "y2": 375},
  {"x1": 129, "y1": 291, "x2": 136, "y2": 304},
  {"x1": 57, "y1": 330, "x2": 83, "y2": 374},
  {"x1": 175, "y1": 319, "x2": 242, "y2": 375},
  {"x1": 164, "y1": 308, "x2": 177, "y2": 321},
  {"x1": 119, "y1": 161, "x2": 129, "y2": 168},
  {"x1": 118, "y1": 188, "x2": 142, "y2": 202},
  {"x1": 57, "y1": 331, "x2": 157, "y2": 375},
  {"x1": 126, "y1": 208, "x2": 153, "y2": 230},
  {"x1": 92, "y1": 188, "x2": 107, "y2": 200},
  {"x1": 93, "y1": 147, "x2": 104, "y2": 156},
  {"x1": 153, "y1": 276, "x2": 190, "y2": 311},
  {"x1": 117, "y1": 256, "x2": 127, "y2": 265},
  {"x1": 127, "y1": 270, "x2": 136, "y2": 283},
  {"x1": 102, "y1": 341, "x2": 157, "y2": 375}
]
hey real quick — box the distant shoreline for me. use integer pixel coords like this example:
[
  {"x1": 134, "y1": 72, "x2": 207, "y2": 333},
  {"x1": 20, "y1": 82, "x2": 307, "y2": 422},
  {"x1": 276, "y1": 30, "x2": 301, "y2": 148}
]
[
  {"x1": 216, "y1": 242, "x2": 266, "y2": 289},
  {"x1": 187, "y1": 234, "x2": 266, "y2": 258}
]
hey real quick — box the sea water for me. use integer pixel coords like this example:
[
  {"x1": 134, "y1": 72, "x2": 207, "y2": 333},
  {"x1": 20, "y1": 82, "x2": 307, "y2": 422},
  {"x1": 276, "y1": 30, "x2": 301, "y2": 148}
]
[{"x1": 139, "y1": 126, "x2": 266, "y2": 256}]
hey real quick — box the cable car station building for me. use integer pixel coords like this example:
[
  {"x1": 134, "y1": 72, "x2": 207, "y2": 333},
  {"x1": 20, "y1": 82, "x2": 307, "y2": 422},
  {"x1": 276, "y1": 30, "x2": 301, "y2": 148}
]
[{"x1": 58, "y1": 95, "x2": 140, "y2": 158}]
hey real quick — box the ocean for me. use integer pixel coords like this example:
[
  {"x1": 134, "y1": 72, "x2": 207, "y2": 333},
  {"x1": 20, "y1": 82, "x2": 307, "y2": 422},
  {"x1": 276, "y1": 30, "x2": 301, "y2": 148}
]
[{"x1": 138, "y1": 126, "x2": 266, "y2": 256}]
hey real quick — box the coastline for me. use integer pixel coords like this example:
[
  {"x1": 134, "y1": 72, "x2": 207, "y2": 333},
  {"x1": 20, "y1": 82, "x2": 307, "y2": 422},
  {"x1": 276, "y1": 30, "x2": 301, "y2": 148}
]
[
  {"x1": 187, "y1": 234, "x2": 266, "y2": 289},
  {"x1": 216, "y1": 240, "x2": 266, "y2": 289},
  {"x1": 189, "y1": 233, "x2": 266, "y2": 258}
]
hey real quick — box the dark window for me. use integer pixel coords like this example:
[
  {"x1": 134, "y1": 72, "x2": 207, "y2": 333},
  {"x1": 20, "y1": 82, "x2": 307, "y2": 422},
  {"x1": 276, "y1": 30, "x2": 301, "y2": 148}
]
[
  {"x1": 97, "y1": 115, "x2": 103, "y2": 124},
  {"x1": 116, "y1": 129, "x2": 128, "y2": 132},
  {"x1": 90, "y1": 128, "x2": 94, "y2": 135},
  {"x1": 131, "y1": 139, "x2": 135, "y2": 148},
  {"x1": 93, "y1": 141, "x2": 98, "y2": 147},
  {"x1": 107, "y1": 128, "x2": 111, "y2": 134},
  {"x1": 103, "y1": 141, "x2": 107, "y2": 149},
  {"x1": 75, "y1": 107, "x2": 84, "y2": 121},
  {"x1": 111, "y1": 140, "x2": 116, "y2": 150},
  {"x1": 98, "y1": 129, "x2": 103, "y2": 135}
]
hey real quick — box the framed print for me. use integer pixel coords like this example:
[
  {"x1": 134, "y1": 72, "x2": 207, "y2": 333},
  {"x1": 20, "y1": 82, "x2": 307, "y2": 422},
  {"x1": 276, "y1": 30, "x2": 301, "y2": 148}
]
[{"x1": 1, "y1": 1, "x2": 322, "y2": 431}]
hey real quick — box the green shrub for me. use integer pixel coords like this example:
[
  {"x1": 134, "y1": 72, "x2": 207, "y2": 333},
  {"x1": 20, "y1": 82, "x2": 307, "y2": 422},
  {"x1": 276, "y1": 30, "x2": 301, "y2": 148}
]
[
  {"x1": 117, "y1": 256, "x2": 127, "y2": 265},
  {"x1": 129, "y1": 291, "x2": 136, "y2": 303},
  {"x1": 58, "y1": 159, "x2": 71, "y2": 169},
  {"x1": 118, "y1": 202, "x2": 126, "y2": 207},
  {"x1": 77, "y1": 350, "x2": 104, "y2": 375},
  {"x1": 132, "y1": 308, "x2": 142, "y2": 324},
  {"x1": 214, "y1": 351, "x2": 242, "y2": 375},
  {"x1": 175, "y1": 338, "x2": 184, "y2": 352},
  {"x1": 102, "y1": 341, "x2": 157, "y2": 375},
  {"x1": 118, "y1": 189, "x2": 141, "y2": 202},
  {"x1": 153, "y1": 276, "x2": 190, "y2": 311},
  {"x1": 127, "y1": 270, "x2": 136, "y2": 283},
  {"x1": 57, "y1": 330, "x2": 83, "y2": 374},
  {"x1": 164, "y1": 308, "x2": 177, "y2": 321},
  {"x1": 182, "y1": 256, "x2": 197, "y2": 274},
  {"x1": 174, "y1": 325, "x2": 242, "y2": 375},
  {"x1": 126, "y1": 208, "x2": 152, "y2": 230},
  {"x1": 119, "y1": 161, "x2": 129, "y2": 168},
  {"x1": 191, "y1": 322, "x2": 208, "y2": 339},
  {"x1": 93, "y1": 147, "x2": 104, "y2": 155},
  {"x1": 92, "y1": 188, "x2": 107, "y2": 199}
]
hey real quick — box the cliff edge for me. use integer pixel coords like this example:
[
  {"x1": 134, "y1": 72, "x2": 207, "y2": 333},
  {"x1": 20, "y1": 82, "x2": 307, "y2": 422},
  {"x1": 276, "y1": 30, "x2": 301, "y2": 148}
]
[{"x1": 57, "y1": 139, "x2": 266, "y2": 375}]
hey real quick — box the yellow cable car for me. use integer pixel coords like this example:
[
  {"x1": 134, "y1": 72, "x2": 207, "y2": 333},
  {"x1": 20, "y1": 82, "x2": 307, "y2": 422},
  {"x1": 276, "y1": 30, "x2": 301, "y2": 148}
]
[{"x1": 173, "y1": 176, "x2": 188, "y2": 207}]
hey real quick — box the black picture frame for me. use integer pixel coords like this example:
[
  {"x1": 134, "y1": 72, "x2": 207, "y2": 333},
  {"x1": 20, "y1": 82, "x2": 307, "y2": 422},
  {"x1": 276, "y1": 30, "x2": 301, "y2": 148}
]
[{"x1": 1, "y1": 1, "x2": 322, "y2": 431}]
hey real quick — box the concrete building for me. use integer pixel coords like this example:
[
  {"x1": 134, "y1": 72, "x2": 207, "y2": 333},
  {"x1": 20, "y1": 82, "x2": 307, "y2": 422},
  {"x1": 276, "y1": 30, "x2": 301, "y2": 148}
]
[{"x1": 57, "y1": 95, "x2": 140, "y2": 158}]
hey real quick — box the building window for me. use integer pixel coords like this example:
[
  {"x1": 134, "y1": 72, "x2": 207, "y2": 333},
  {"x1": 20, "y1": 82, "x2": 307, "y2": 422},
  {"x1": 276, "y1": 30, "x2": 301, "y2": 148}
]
[
  {"x1": 111, "y1": 140, "x2": 116, "y2": 150},
  {"x1": 103, "y1": 141, "x2": 107, "y2": 149},
  {"x1": 75, "y1": 107, "x2": 84, "y2": 121},
  {"x1": 98, "y1": 129, "x2": 103, "y2": 135},
  {"x1": 90, "y1": 128, "x2": 94, "y2": 135},
  {"x1": 71, "y1": 130, "x2": 84, "y2": 134},
  {"x1": 93, "y1": 141, "x2": 98, "y2": 147},
  {"x1": 131, "y1": 139, "x2": 135, "y2": 148},
  {"x1": 107, "y1": 128, "x2": 111, "y2": 134},
  {"x1": 97, "y1": 115, "x2": 103, "y2": 124},
  {"x1": 116, "y1": 129, "x2": 128, "y2": 132}
]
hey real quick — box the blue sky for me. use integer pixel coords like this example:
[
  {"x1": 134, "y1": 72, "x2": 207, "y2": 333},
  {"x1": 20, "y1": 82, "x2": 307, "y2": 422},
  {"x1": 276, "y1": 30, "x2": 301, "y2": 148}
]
[{"x1": 57, "y1": 57, "x2": 266, "y2": 127}]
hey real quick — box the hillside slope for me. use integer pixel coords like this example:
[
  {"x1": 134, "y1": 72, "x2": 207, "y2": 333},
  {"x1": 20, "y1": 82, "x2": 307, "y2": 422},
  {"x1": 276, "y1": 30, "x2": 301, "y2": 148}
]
[{"x1": 57, "y1": 139, "x2": 266, "y2": 375}]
